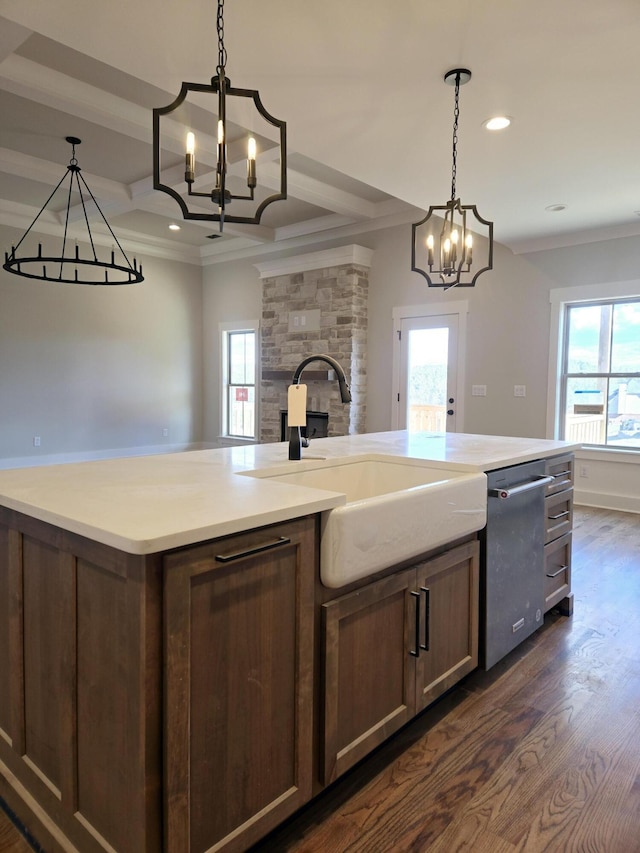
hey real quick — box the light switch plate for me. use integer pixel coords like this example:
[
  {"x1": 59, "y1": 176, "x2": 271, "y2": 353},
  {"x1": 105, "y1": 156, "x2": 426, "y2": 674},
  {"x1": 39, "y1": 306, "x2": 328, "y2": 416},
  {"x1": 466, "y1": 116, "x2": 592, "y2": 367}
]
[{"x1": 472, "y1": 385, "x2": 487, "y2": 396}]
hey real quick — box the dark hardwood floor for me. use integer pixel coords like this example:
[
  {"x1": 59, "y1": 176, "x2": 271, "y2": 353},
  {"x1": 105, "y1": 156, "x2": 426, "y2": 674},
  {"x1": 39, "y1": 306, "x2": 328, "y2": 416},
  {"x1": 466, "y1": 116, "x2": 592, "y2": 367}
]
[
  {"x1": 2, "y1": 506, "x2": 639, "y2": 852},
  {"x1": 252, "y1": 506, "x2": 640, "y2": 853}
]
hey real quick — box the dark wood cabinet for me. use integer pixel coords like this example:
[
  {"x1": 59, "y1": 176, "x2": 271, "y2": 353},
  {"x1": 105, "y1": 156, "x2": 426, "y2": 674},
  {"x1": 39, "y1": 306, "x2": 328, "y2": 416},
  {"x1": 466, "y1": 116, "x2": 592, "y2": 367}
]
[
  {"x1": 321, "y1": 540, "x2": 479, "y2": 784},
  {"x1": 164, "y1": 517, "x2": 316, "y2": 853},
  {"x1": 0, "y1": 510, "x2": 316, "y2": 853},
  {"x1": 0, "y1": 510, "x2": 163, "y2": 853}
]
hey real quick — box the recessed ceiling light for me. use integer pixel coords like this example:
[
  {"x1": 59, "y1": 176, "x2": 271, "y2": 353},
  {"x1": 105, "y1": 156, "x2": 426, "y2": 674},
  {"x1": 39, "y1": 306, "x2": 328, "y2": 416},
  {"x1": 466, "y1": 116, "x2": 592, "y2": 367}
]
[
  {"x1": 169, "y1": 223, "x2": 181, "y2": 231},
  {"x1": 483, "y1": 116, "x2": 511, "y2": 131},
  {"x1": 545, "y1": 204, "x2": 568, "y2": 212}
]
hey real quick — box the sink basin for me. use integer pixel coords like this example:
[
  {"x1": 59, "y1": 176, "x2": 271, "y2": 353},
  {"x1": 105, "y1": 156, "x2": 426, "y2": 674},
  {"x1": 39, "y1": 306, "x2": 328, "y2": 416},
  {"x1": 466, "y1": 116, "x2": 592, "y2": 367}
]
[{"x1": 250, "y1": 455, "x2": 487, "y2": 588}]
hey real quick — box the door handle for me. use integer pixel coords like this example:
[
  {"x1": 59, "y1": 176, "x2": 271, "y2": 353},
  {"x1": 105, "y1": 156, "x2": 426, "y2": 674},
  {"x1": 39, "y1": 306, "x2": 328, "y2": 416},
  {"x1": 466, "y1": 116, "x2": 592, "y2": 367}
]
[
  {"x1": 420, "y1": 587, "x2": 430, "y2": 651},
  {"x1": 409, "y1": 591, "x2": 421, "y2": 657},
  {"x1": 488, "y1": 475, "x2": 554, "y2": 499}
]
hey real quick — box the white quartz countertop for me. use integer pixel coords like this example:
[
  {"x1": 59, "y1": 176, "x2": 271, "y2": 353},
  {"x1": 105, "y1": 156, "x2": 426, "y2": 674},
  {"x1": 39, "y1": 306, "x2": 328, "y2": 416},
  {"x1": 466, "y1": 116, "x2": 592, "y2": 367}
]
[{"x1": 0, "y1": 431, "x2": 579, "y2": 555}]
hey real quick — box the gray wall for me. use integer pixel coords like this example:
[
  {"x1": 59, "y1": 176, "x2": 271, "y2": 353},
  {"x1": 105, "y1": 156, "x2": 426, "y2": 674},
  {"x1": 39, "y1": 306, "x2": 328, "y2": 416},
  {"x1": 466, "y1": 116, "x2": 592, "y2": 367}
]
[
  {"x1": 1, "y1": 223, "x2": 203, "y2": 465},
  {"x1": 3, "y1": 214, "x2": 640, "y2": 511},
  {"x1": 201, "y1": 226, "x2": 574, "y2": 442}
]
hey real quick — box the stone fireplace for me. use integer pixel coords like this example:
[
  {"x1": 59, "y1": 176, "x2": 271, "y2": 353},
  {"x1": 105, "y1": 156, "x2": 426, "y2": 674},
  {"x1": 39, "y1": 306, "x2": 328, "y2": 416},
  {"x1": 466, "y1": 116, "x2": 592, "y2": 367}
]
[{"x1": 255, "y1": 245, "x2": 372, "y2": 444}]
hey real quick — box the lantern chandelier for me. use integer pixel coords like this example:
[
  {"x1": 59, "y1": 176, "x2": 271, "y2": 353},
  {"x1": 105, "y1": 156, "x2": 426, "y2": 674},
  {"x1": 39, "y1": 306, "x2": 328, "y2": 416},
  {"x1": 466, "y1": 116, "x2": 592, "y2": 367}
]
[
  {"x1": 3, "y1": 137, "x2": 143, "y2": 285},
  {"x1": 152, "y1": 0, "x2": 287, "y2": 231},
  {"x1": 411, "y1": 68, "x2": 493, "y2": 289}
]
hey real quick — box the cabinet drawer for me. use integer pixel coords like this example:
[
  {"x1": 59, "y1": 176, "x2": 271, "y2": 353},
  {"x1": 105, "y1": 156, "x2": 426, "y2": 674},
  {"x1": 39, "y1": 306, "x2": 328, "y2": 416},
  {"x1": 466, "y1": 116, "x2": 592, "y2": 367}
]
[
  {"x1": 545, "y1": 489, "x2": 573, "y2": 543},
  {"x1": 545, "y1": 453, "x2": 574, "y2": 495},
  {"x1": 544, "y1": 532, "x2": 572, "y2": 612}
]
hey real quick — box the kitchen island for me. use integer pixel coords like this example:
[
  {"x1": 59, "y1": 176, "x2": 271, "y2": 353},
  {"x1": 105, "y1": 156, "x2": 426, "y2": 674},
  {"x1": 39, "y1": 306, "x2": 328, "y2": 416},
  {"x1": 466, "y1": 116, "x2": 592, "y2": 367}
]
[{"x1": 0, "y1": 431, "x2": 578, "y2": 853}]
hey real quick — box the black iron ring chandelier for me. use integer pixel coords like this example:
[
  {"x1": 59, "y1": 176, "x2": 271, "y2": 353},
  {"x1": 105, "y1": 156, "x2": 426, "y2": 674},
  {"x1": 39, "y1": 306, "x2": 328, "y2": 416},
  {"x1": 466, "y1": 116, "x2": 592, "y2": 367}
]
[
  {"x1": 152, "y1": 0, "x2": 287, "y2": 231},
  {"x1": 411, "y1": 68, "x2": 493, "y2": 289},
  {"x1": 3, "y1": 137, "x2": 143, "y2": 285}
]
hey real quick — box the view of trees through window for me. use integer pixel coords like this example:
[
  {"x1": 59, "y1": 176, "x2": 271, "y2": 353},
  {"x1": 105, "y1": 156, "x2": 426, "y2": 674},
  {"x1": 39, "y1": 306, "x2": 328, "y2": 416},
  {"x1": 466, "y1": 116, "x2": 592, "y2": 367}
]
[{"x1": 562, "y1": 300, "x2": 640, "y2": 447}]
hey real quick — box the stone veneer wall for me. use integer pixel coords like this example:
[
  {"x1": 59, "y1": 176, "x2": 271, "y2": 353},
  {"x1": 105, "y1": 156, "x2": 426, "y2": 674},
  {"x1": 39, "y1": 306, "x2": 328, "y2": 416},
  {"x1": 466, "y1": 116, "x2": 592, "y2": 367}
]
[{"x1": 257, "y1": 248, "x2": 371, "y2": 444}]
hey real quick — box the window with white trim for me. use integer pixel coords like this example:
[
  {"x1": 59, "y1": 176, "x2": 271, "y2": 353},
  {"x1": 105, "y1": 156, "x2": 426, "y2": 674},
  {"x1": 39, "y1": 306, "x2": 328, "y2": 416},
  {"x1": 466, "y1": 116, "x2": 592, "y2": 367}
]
[
  {"x1": 559, "y1": 298, "x2": 640, "y2": 448},
  {"x1": 221, "y1": 325, "x2": 257, "y2": 440}
]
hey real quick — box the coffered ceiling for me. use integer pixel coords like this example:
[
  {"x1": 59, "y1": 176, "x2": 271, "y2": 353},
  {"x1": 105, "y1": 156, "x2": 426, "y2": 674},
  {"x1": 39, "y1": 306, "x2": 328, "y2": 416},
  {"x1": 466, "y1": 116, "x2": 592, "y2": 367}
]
[{"x1": 1, "y1": 0, "x2": 639, "y2": 268}]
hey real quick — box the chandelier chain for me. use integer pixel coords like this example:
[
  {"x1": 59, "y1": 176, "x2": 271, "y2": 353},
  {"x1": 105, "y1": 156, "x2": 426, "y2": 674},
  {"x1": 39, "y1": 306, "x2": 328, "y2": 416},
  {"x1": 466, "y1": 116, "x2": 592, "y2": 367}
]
[
  {"x1": 216, "y1": 0, "x2": 227, "y2": 76},
  {"x1": 451, "y1": 73, "x2": 460, "y2": 202}
]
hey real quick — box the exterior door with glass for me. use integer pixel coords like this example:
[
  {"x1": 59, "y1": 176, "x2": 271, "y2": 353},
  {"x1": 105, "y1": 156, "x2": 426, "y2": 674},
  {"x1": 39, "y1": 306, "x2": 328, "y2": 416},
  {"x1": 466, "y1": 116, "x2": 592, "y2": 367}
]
[{"x1": 397, "y1": 314, "x2": 459, "y2": 433}]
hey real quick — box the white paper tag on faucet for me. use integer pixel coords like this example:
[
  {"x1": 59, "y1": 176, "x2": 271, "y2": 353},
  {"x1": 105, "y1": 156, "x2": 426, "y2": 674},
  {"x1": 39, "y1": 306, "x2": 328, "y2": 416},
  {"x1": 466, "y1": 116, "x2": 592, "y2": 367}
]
[{"x1": 287, "y1": 384, "x2": 307, "y2": 427}]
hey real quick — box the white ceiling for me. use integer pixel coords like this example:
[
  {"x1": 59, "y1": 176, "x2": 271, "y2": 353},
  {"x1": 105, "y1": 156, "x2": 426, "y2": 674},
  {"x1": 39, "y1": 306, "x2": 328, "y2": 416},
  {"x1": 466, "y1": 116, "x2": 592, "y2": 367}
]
[{"x1": 2, "y1": 0, "x2": 640, "y2": 269}]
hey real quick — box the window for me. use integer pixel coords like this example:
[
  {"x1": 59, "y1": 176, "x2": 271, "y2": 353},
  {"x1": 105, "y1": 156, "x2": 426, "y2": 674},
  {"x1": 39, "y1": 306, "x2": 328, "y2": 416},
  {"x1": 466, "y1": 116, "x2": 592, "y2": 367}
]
[
  {"x1": 560, "y1": 299, "x2": 640, "y2": 448},
  {"x1": 222, "y1": 326, "x2": 257, "y2": 439}
]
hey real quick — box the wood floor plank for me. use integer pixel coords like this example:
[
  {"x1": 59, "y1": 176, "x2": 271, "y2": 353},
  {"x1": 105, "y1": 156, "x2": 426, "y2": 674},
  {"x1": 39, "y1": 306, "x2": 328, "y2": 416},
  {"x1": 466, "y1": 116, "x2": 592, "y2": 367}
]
[{"x1": 254, "y1": 507, "x2": 640, "y2": 853}]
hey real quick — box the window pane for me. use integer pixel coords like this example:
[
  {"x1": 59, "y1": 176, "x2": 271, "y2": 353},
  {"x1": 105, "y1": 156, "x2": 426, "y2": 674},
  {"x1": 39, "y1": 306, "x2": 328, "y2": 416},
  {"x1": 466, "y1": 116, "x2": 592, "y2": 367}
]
[
  {"x1": 564, "y1": 376, "x2": 607, "y2": 445},
  {"x1": 607, "y1": 377, "x2": 640, "y2": 447},
  {"x1": 406, "y1": 327, "x2": 448, "y2": 432},
  {"x1": 229, "y1": 332, "x2": 255, "y2": 385},
  {"x1": 611, "y1": 302, "x2": 640, "y2": 373},
  {"x1": 228, "y1": 386, "x2": 255, "y2": 438},
  {"x1": 566, "y1": 304, "x2": 611, "y2": 373}
]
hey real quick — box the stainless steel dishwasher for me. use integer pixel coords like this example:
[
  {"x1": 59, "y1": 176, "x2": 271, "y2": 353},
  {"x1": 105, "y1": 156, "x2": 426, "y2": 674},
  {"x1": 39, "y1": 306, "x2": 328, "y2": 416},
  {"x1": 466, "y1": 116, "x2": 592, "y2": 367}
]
[{"x1": 480, "y1": 459, "x2": 554, "y2": 669}]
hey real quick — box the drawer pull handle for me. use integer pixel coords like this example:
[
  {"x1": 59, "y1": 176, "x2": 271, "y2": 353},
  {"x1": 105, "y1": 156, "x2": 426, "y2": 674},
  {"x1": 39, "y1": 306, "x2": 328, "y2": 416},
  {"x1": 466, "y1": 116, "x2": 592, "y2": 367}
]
[
  {"x1": 548, "y1": 510, "x2": 570, "y2": 520},
  {"x1": 215, "y1": 536, "x2": 291, "y2": 563},
  {"x1": 420, "y1": 587, "x2": 430, "y2": 652},
  {"x1": 547, "y1": 564, "x2": 569, "y2": 578},
  {"x1": 410, "y1": 591, "x2": 421, "y2": 657},
  {"x1": 552, "y1": 470, "x2": 572, "y2": 478},
  {"x1": 550, "y1": 478, "x2": 572, "y2": 491}
]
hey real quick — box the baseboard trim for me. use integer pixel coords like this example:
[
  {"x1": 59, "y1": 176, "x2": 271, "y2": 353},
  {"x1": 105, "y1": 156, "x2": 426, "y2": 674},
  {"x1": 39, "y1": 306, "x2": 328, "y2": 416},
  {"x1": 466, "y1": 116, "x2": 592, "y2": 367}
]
[{"x1": 574, "y1": 489, "x2": 640, "y2": 514}]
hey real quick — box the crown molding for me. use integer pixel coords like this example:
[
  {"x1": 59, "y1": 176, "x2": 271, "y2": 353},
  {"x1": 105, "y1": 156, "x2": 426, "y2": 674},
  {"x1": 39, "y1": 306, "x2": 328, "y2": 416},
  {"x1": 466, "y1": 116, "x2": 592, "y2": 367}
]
[{"x1": 253, "y1": 244, "x2": 374, "y2": 279}]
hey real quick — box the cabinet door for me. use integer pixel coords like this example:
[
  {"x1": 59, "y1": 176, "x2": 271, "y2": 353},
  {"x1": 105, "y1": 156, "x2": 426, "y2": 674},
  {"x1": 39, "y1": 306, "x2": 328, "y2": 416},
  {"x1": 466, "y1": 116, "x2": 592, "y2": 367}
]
[
  {"x1": 164, "y1": 517, "x2": 315, "y2": 853},
  {"x1": 321, "y1": 569, "x2": 416, "y2": 785},
  {"x1": 414, "y1": 540, "x2": 479, "y2": 711}
]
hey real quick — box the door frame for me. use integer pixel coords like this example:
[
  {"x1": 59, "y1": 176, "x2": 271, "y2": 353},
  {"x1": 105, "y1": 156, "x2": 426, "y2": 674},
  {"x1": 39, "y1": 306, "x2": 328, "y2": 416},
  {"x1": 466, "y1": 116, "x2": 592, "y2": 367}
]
[{"x1": 391, "y1": 301, "x2": 468, "y2": 432}]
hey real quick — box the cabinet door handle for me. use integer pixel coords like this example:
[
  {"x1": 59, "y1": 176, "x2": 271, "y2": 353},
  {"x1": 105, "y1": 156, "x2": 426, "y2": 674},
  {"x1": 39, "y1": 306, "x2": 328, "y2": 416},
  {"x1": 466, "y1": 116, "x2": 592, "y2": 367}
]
[
  {"x1": 420, "y1": 587, "x2": 430, "y2": 652},
  {"x1": 548, "y1": 510, "x2": 570, "y2": 520},
  {"x1": 546, "y1": 564, "x2": 569, "y2": 578},
  {"x1": 409, "y1": 591, "x2": 421, "y2": 657},
  {"x1": 215, "y1": 535, "x2": 291, "y2": 563}
]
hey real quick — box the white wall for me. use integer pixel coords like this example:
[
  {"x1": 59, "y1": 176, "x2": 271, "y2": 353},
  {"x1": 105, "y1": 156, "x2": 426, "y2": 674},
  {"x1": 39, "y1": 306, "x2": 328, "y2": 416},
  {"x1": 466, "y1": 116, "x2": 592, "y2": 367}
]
[
  {"x1": 202, "y1": 259, "x2": 263, "y2": 444},
  {"x1": 1, "y1": 224, "x2": 204, "y2": 466},
  {"x1": 201, "y1": 227, "x2": 640, "y2": 511}
]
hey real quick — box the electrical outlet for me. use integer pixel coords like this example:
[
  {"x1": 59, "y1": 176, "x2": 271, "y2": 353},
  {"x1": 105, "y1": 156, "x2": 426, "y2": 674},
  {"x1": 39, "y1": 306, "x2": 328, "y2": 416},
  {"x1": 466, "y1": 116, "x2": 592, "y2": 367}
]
[
  {"x1": 33, "y1": 435, "x2": 41, "y2": 447},
  {"x1": 472, "y1": 385, "x2": 487, "y2": 397},
  {"x1": 514, "y1": 385, "x2": 526, "y2": 397},
  {"x1": 580, "y1": 465, "x2": 589, "y2": 478},
  {"x1": 162, "y1": 428, "x2": 169, "y2": 437}
]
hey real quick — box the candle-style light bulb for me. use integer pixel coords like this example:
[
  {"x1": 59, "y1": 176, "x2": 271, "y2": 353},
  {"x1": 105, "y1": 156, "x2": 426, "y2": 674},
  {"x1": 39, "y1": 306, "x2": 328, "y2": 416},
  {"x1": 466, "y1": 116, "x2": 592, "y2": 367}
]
[
  {"x1": 247, "y1": 136, "x2": 257, "y2": 188},
  {"x1": 426, "y1": 234, "x2": 434, "y2": 267},
  {"x1": 185, "y1": 131, "x2": 195, "y2": 184},
  {"x1": 216, "y1": 119, "x2": 226, "y2": 177},
  {"x1": 451, "y1": 228, "x2": 459, "y2": 265},
  {"x1": 443, "y1": 237, "x2": 452, "y2": 271},
  {"x1": 465, "y1": 233, "x2": 473, "y2": 264}
]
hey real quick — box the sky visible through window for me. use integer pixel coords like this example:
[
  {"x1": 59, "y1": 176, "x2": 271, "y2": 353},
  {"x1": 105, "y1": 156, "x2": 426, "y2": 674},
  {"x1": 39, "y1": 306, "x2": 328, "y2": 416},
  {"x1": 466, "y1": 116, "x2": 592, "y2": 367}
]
[{"x1": 565, "y1": 301, "x2": 640, "y2": 448}]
